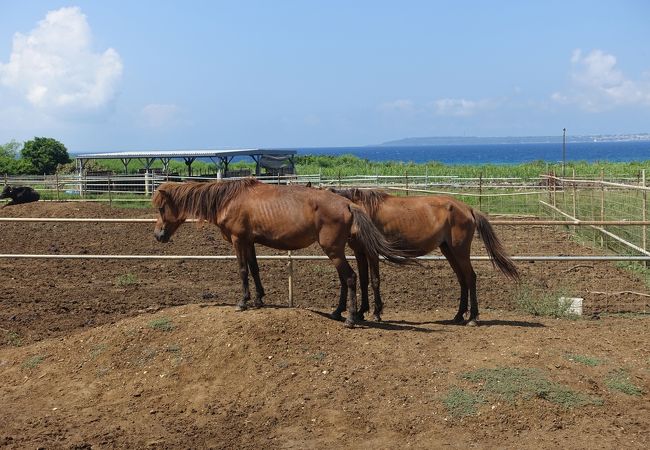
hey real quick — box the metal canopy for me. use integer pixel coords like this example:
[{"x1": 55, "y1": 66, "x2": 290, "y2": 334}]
[{"x1": 75, "y1": 148, "x2": 297, "y2": 176}]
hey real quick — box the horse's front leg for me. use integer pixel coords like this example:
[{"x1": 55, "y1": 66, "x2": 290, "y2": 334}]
[
  {"x1": 232, "y1": 240, "x2": 251, "y2": 311},
  {"x1": 247, "y1": 245, "x2": 265, "y2": 307},
  {"x1": 330, "y1": 277, "x2": 348, "y2": 321}
]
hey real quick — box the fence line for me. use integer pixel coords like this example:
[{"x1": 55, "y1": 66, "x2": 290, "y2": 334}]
[
  {"x1": 2, "y1": 253, "x2": 650, "y2": 261},
  {"x1": 4, "y1": 217, "x2": 650, "y2": 226}
]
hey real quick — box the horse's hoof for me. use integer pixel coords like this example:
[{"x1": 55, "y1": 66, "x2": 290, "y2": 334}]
[
  {"x1": 353, "y1": 313, "x2": 365, "y2": 322},
  {"x1": 452, "y1": 315, "x2": 465, "y2": 324},
  {"x1": 374, "y1": 315, "x2": 382, "y2": 322},
  {"x1": 253, "y1": 301, "x2": 265, "y2": 308},
  {"x1": 235, "y1": 304, "x2": 248, "y2": 312},
  {"x1": 330, "y1": 312, "x2": 344, "y2": 321},
  {"x1": 344, "y1": 318, "x2": 355, "y2": 329},
  {"x1": 466, "y1": 319, "x2": 479, "y2": 327}
]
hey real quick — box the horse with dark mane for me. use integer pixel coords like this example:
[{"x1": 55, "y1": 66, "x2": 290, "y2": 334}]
[
  {"x1": 152, "y1": 178, "x2": 413, "y2": 327},
  {"x1": 330, "y1": 187, "x2": 519, "y2": 326},
  {"x1": 0, "y1": 185, "x2": 40, "y2": 208}
]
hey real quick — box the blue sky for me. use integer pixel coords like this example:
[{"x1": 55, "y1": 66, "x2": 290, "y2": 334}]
[{"x1": 0, "y1": 1, "x2": 649, "y2": 152}]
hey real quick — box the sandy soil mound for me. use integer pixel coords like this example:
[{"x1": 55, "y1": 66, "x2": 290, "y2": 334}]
[{"x1": 1, "y1": 305, "x2": 648, "y2": 449}]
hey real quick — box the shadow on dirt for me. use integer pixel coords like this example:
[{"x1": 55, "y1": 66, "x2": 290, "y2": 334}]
[
  {"x1": 308, "y1": 310, "x2": 441, "y2": 333},
  {"x1": 433, "y1": 318, "x2": 546, "y2": 328}
]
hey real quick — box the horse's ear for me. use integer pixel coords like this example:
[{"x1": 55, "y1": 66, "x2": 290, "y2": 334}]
[
  {"x1": 305, "y1": 181, "x2": 312, "y2": 188},
  {"x1": 153, "y1": 188, "x2": 170, "y2": 206}
]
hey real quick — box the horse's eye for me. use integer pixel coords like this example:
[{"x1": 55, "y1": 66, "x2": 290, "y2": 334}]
[{"x1": 159, "y1": 206, "x2": 165, "y2": 214}]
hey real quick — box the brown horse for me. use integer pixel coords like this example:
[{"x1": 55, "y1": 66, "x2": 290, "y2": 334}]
[
  {"x1": 330, "y1": 188, "x2": 519, "y2": 326},
  {"x1": 152, "y1": 178, "x2": 412, "y2": 327}
]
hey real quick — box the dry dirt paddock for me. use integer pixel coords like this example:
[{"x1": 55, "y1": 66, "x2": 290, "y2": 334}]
[{"x1": 0, "y1": 202, "x2": 648, "y2": 449}]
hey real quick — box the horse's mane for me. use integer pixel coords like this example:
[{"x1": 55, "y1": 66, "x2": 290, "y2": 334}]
[
  {"x1": 333, "y1": 188, "x2": 389, "y2": 216},
  {"x1": 153, "y1": 178, "x2": 260, "y2": 222}
]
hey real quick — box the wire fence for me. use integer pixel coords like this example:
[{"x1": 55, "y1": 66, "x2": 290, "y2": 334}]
[{"x1": 3, "y1": 170, "x2": 650, "y2": 314}]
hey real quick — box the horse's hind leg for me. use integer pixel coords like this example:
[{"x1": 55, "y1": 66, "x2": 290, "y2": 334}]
[
  {"x1": 247, "y1": 245, "x2": 265, "y2": 307},
  {"x1": 451, "y1": 244, "x2": 478, "y2": 326},
  {"x1": 232, "y1": 239, "x2": 251, "y2": 311},
  {"x1": 440, "y1": 243, "x2": 468, "y2": 324},
  {"x1": 368, "y1": 256, "x2": 383, "y2": 321},
  {"x1": 350, "y1": 242, "x2": 369, "y2": 321}
]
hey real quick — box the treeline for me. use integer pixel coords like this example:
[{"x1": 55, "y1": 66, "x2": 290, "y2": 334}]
[
  {"x1": 3, "y1": 137, "x2": 650, "y2": 179},
  {"x1": 1, "y1": 138, "x2": 71, "y2": 175}
]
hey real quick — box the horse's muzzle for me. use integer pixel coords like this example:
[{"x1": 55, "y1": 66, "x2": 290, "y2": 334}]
[{"x1": 154, "y1": 230, "x2": 170, "y2": 243}]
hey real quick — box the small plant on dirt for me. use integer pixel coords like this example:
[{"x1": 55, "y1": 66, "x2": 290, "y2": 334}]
[
  {"x1": 90, "y1": 343, "x2": 108, "y2": 359},
  {"x1": 462, "y1": 367, "x2": 602, "y2": 408},
  {"x1": 5, "y1": 330, "x2": 22, "y2": 347},
  {"x1": 605, "y1": 369, "x2": 643, "y2": 396},
  {"x1": 566, "y1": 354, "x2": 602, "y2": 367},
  {"x1": 148, "y1": 317, "x2": 174, "y2": 332},
  {"x1": 443, "y1": 387, "x2": 485, "y2": 417},
  {"x1": 116, "y1": 273, "x2": 138, "y2": 287},
  {"x1": 22, "y1": 355, "x2": 45, "y2": 369},
  {"x1": 514, "y1": 283, "x2": 578, "y2": 318},
  {"x1": 310, "y1": 351, "x2": 327, "y2": 361}
]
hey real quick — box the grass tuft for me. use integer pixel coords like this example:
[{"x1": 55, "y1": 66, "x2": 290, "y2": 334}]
[
  {"x1": 116, "y1": 273, "x2": 138, "y2": 286},
  {"x1": 605, "y1": 369, "x2": 643, "y2": 396},
  {"x1": 148, "y1": 317, "x2": 174, "y2": 332},
  {"x1": 514, "y1": 284, "x2": 578, "y2": 319},
  {"x1": 5, "y1": 331, "x2": 22, "y2": 347},
  {"x1": 566, "y1": 354, "x2": 602, "y2": 367},
  {"x1": 443, "y1": 387, "x2": 485, "y2": 417},
  {"x1": 22, "y1": 355, "x2": 45, "y2": 369},
  {"x1": 462, "y1": 367, "x2": 602, "y2": 408}
]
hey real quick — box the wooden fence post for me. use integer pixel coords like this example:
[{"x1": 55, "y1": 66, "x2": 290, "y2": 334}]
[
  {"x1": 55, "y1": 173, "x2": 60, "y2": 201},
  {"x1": 405, "y1": 171, "x2": 409, "y2": 195},
  {"x1": 572, "y1": 168, "x2": 577, "y2": 233},
  {"x1": 479, "y1": 172, "x2": 483, "y2": 211},
  {"x1": 108, "y1": 176, "x2": 113, "y2": 208},
  {"x1": 287, "y1": 251, "x2": 294, "y2": 307},
  {"x1": 600, "y1": 168, "x2": 605, "y2": 248},
  {"x1": 641, "y1": 169, "x2": 648, "y2": 268}
]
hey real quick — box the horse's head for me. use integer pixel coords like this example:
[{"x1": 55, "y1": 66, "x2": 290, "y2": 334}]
[
  {"x1": 328, "y1": 187, "x2": 355, "y2": 201},
  {"x1": 152, "y1": 187, "x2": 185, "y2": 243},
  {"x1": 0, "y1": 185, "x2": 13, "y2": 199}
]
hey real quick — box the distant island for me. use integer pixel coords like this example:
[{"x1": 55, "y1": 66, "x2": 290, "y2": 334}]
[{"x1": 378, "y1": 134, "x2": 650, "y2": 147}]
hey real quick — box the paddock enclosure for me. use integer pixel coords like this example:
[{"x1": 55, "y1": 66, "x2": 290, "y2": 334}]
[{"x1": 1, "y1": 177, "x2": 649, "y2": 448}]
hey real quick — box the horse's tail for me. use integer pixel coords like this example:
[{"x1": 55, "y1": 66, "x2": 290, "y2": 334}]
[
  {"x1": 472, "y1": 210, "x2": 519, "y2": 280},
  {"x1": 349, "y1": 204, "x2": 418, "y2": 266}
]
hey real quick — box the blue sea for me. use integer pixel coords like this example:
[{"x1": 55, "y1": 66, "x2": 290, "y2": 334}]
[{"x1": 298, "y1": 141, "x2": 650, "y2": 164}]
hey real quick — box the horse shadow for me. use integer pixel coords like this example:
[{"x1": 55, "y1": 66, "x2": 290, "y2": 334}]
[
  {"x1": 433, "y1": 318, "x2": 545, "y2": 328},
  {"x1": 309, "y1": 310, "x2": 441, "y2": 333}
]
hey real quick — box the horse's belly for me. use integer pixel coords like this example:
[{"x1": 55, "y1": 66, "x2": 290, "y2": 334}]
[{"x1": 253, "y1": 228, "x2": 317, "y2": 251}]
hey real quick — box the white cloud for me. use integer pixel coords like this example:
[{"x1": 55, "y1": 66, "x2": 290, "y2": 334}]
[
  {"x1": 379, "y1": 99, "x2": 416, "y2": 113},
  {"x1": 552, "y1": 49, "x2": 650, "y2": 111},
  {"x1": 0, "y1": 6, "x2": 123, "y2": 115},
  {"x1": 432, "y1": 98, "x2": 495, "y2": 116},
  {"x1": 140, "y1": 104, "x2": 184, "y2": 128}
]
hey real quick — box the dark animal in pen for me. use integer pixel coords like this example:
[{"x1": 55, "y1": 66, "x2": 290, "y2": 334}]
[{"x1": 0, "y1": 185, "x2": 40, "y2": 208}]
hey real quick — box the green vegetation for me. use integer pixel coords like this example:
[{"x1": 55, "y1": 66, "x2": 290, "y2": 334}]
[
  {"x1": 462, "y1": 367, "x2": 602, "y2": 408},
  {"x1": 309, "y1": 351, "x2": 327, "y2": 361},
  {"x1": 566, "y1": 354, "x2": 602, "y2": 367},
  {"x1": 22, "y1": 355, "x2": 45, "y2": 369},
  {"x1": 443, "y1": 387, "x2": 485, "y2": 417},
  {"x1": 605, "y1": 369, "x2": 643, "y2": 396},
  {"x1": 1, "y1": 137, "x2": 70, "y2": 175},
  {"x1": 513, "y1": 283, "x2": 578, "y2": 318},
  {"x1": 148, "y1": 317, "x2": 174, "y2": 332},
  {"x1": 116, "y1": 273, "x2": 138, "y2": 286},
  {"x1": 5, "y1": 330, "x2": 22, "y2": 347},
  {"x1": 21, "y1": 137, "x2": 71, "y2": 174}
]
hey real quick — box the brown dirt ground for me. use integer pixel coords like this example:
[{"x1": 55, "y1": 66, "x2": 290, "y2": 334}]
[{"x1": 1, "y1": 202, "x2": 649, "y2": 449}]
